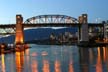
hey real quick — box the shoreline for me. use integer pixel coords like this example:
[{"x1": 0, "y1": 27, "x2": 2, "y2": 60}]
[
  {"x1": 0, "y1": 42, "x2": 108, "y2": 54},
  {"x1": 26, "y1": 41, "x2": 108, "y2": 47}
]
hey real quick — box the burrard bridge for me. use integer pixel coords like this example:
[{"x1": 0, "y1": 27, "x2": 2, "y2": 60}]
[{"x1": 0, "y1": 14, "x2": 105, "y2": 44}]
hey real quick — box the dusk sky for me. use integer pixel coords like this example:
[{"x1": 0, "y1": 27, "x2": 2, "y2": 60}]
[{"x1": 0, "y1": 0, "x2": 108, "y2": 24}]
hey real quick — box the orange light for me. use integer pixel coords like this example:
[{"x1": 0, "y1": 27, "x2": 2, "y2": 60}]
[
  {"x1": 54, "y1": 60, "x2": 61, "y2": 72},
  {"x1": 31, "y1": 60, "x2": 38, "y2": 72},
  {"x1": 103, "y1": 47, "x2": 106, "y2": 62},
  {"x1": 42, "y1": 59, "x2": 50, "y2": 72},
  {"x1": 1, "y1": 45, "x2": 5, "y2": 48},
  {"x1": 69, "y1": 60, "x2": 74, "y2": 72},
  {"x1": 15, "y1": 52, "x2": 21, "y2": 72},
  {"x1": 15, "y1": 34, "x2": 24, "y2": 44},
  {"x1": 17, "y1": 16, "x2": 20, "y2": 19},
  {"x1": 96, "y1": 47, "x2": 102, "y2": 72},
  {"x1": 15, "y1": 51, "x2": 24, "y2": 72},
  {"x1": 1, "y1": 54, "x2": 6, "y2": 72}
]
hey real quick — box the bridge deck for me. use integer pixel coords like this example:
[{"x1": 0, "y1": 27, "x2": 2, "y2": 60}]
[
  {"x1": 0, "y1": 23, "x2": 104, "y2": 35},
  {"x1": 0, "y1": 23, "x2": 104, "y2": 28}
]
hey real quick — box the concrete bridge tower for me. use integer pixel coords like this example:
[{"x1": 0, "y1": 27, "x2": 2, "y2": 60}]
[
  {"x1": 15, "y1": 15, "x2": 24, "y2": 44},
  {"x1": 78, "y1": 14, "x2": 89, "y2": 43}
]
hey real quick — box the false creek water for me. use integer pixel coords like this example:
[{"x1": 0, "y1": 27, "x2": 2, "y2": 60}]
[{"x1": 0, "y1": 44, "x2": 108, "y2": 72}]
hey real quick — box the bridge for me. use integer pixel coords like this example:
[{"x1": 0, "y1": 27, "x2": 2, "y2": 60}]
[{"x1": 0, "y1": 14, "x2": 105, "y2": 44}]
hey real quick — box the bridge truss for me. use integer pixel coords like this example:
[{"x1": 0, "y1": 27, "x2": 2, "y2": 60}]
[
  {"x1": 24, "y1": 15, "x2": 78, "y2": 24},
  {"x1": 0, "y1": 15, "x2": 79, "y2": 35},
  {"x1": 0, "y1": 25, "x2": 15, "y2": 35},
  {"x1": 0, "y1": 15, "x2": 104, "y2": 35}
]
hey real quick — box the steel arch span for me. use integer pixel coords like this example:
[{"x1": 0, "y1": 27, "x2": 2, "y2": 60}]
[{"x1": 24, "y1": 15, "x2": 78, "y2": 24}]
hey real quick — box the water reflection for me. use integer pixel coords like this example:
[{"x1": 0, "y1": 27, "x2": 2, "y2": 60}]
[
  {"x1": 54, "y1": 59, "x2": 61, "y2": 72},
  {"x1": 68, "y1": 46, "x2": 74, "y2": 72},
  {"x1": 79, "y1": 47, "x2": 107, "y2": 72},
  {"x1": 89, "y1": 48, "x2": 94, "y2": 64},
  {"x1": 1, "y1": 53, "x2": 6, "y2": 72},
  {"x1": 103, "y1": 47, "x2": 107, "y2": 62},
  {"x1": 25, "y1": 49, "x2": 30, "y2": 72},
  {"x1": 96, "y1": 47, "x2": 103, "y2": 72},
  {"x1": 79, "y1": 48, "x2": 89, "y2": 72},
  {"x1": 15, "y1": 51, "x2": 24, "y2": 72},
  {"x1": 0, "y1": 45, "x2": 108, "y2": 72},
  {"x1": 68, "y1": 60, "x2": 73, "y2": 72},
  {"x1": 41, "y1": 50, "x2": 49, "y2": 72},
  {"x1": 31, "y1": 59, "x2": 38, "y2": 72},
  {"x1": 42, "y1": 59, "x2": 50, "y2": 72}
]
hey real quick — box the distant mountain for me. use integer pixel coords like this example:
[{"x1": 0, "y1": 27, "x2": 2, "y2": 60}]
[{"x1": 0, "y1": 27, "x2": 77, "y2": 44}]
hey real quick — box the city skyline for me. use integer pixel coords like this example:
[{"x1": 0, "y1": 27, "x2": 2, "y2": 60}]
[{"x1": 0, "y1": 0, "x2": 108, "y2": 24}]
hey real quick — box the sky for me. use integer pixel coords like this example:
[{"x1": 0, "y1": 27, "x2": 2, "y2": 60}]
[{"x1": 0, "y1": 0, "x2": 108, "y2": 24}]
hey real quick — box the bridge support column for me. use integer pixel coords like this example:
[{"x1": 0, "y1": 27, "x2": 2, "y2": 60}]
[
  {"x1": 78, "y1": 14, "x2": 89, "y2": 45},
  {"x1": 103, "y1": 21, "x2": 108, "y2": 41},
  {"x1": 80, "y1": 24, "x2": 89, "y2": 42},
  {"x1": 15, "y1": 15, "x2": 24, "y2": 44}
]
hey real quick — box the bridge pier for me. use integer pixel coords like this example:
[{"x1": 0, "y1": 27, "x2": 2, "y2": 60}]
[
  {"x1": 80, "y1": 24, "x2": 89, "y2": 42},
  {"x1": 103, "y1": 21, "x2": 108, "y2": 41},
  {"x1": 78, "y1": 14, "x2": 89, "y2": 45},
  {"x1": 15, "y1": 15, "x2": 24, "y2": 44}
]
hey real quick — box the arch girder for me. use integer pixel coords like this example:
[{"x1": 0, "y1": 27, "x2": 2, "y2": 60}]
[{"x1": 24, "y1": 15, "x2": 78, "y2": 24}]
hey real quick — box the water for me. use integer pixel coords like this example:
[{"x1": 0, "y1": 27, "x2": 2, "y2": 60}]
[{"x1": 0, "y1": 44, "x2": 108, "y2": 72}]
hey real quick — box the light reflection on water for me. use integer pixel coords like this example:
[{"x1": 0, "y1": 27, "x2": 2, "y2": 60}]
[
  {"x1": 0, "y1": 44, "x2": 108, "y2": 72},
  {"x1": 1, "y1": 53, "x2": 6, "y2": 72}
]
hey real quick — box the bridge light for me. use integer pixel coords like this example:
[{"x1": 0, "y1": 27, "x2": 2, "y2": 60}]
[
  {"x1": 84, "y1": 15, "x2": 87, "y2": 18},
  {"x1": 1, "y1": 44, "x2": 5, "y2": 48},
  {"x1": 17, "y1": 16, "x2": 20, "y2": 19}
]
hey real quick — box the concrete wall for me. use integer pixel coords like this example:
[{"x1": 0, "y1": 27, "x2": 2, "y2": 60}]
[{"x1": 80, "y1": 24, "x2": 89, "y2": 42}]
